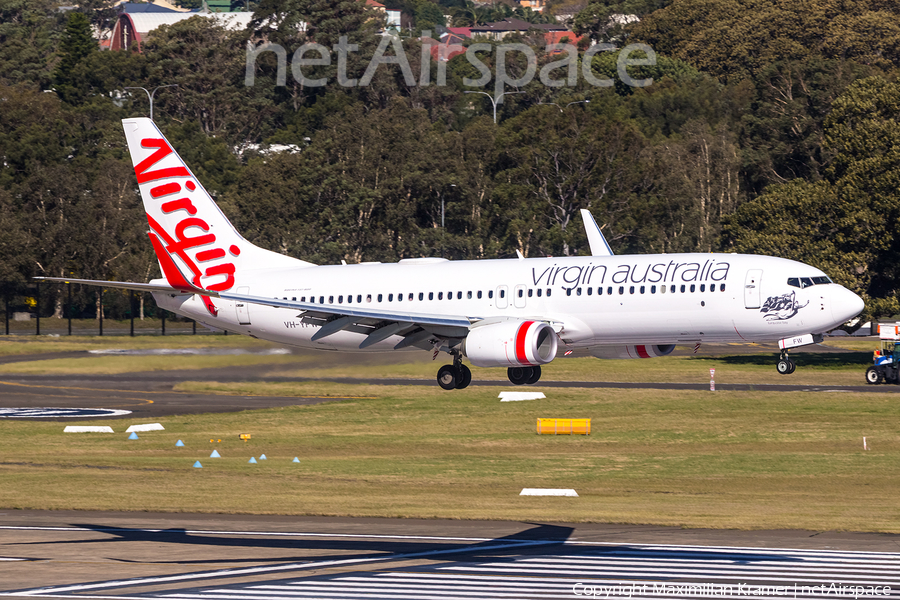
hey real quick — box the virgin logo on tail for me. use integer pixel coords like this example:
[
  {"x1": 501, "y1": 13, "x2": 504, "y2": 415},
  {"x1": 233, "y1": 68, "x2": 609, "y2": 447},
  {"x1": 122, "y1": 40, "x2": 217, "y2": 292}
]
[{"x1": 135, "y1": 137, "x2": 239, "y2": 315}]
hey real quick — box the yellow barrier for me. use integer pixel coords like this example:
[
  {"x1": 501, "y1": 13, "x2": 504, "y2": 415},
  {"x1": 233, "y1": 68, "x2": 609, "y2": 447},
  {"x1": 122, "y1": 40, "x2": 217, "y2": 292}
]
[{"x1": 537, "y1": 418, "x2": 591, "y2": 435}]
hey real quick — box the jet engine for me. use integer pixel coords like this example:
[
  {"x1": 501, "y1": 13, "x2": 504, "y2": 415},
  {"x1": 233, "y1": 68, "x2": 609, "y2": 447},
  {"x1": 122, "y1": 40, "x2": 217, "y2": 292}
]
[
  {"x1": 464, "y1": 320, "x2": 558, "y2": 368},
  {"x1": 590, "y1": 344, "x2": 676, "y2": 359}
]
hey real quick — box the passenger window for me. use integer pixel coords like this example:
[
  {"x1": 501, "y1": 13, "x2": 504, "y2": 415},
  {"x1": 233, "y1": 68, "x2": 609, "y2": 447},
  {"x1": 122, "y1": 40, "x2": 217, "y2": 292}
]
[
  {"x1": 428, "y1": 292, "x2": 433, "y2": 300},
  {"x1": 629, "y1": 286, "x2": 635, "y2": 294},
  {"x1": 408, "y1": 293, "x2": 413, "y2": 301},
  {"x1": 329, "y1": 296, "x2": 334, "y2": 303},
  {"x1": 650, "y1": 285, "x2": 656, "y2": 294},
  {"x1": 488, "y1": 290, "x2": 493, "y2": 299},
  {"x1": 500, "y1": 290, "x2": 505, "y2": 299},
  {"x1": 346, "y1": 295, "x2": 351, "y2": 304},
  {"x1": 577, "y1": 288, "x2": 582, "y2": 296},
  {"x1": 567, "y1": 288, "x2": 572, "y2": 296},
  {"x1": 468, "y1": 291, "x2": 472, "y2": 299},
  {"x1": 690, "y1": 284, "x2": 695, "y2": 292},
  {"x1": 438, "y1": 292, "x2": 443, "y2": 300},
  {"x1": 597, "y1": 287, "x2": 602, "y2": 296},
  {"x1": 357, "y1": 295, "x2": 362, "y2": 303},
  {"x1": 457, "y1": 291, "x2": 462, "y2": 299},
  {"x1": 640, "y1": 286, "x2": 645, "y2": 294},
  {"x1": 680, "y1": 285, "x2": 685, "y2": 293},
  {"x1": 619, "y1": 286, "x2": 624, "y2": 295},
  {"x1": 477, "y1": 291, "x2": 482, "y2": 299},
  {"x1": 388, "y1": 294, "x2": 393, "y2": 301},
  {"x1": 377, "y1": 294, "x2": 382, "y2": 302},
  {"x1": 537, "y1": 289, "x2": 542, "y2": 297},
  {"x1": 291, "y1": 297, "x2": 296, "y2": 301},
  {"x1": 367, "y1": 294, "x2": 372, "y2": 302},
  {"x1": 546, "y1": 289, "x2": 551, "y2": 297},
  {"x1": 528, "y1": 289, "x2": 534, "y2": 297},
  {"x1": 607, "y1": 287, "x2": 613, "y2": 295},
  {"x1": 587, "y1": 287, "x2": 592, "y2": 296},
  {"x1": 700, "y1": 284, "x2": 705, "y2": 292},
  {"x1": 300, "y1": 297, "x2": 305, "y2": 302},
  {"x1": 660, "y1": 285, "x2": 665, "y2": 294},
  {"x1": 719, "y1": 284, "x2": 726, "y2": 292},
  {"x1": 319, "y1": 296, "x2": 325, "y2": 304},
  {"x1": 398, "y1": 293, "x2": 403, "y2": 302}
]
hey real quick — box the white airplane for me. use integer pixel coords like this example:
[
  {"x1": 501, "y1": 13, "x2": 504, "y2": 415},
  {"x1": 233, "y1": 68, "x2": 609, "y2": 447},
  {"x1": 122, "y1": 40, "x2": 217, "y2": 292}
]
[{"x1": 38, "y1": 118, "x2": 865, "y2": 389}]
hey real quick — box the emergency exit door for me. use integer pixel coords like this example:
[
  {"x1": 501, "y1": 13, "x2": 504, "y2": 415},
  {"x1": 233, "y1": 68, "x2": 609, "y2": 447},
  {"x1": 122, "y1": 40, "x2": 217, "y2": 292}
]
[
  {"x1": 744, "y1": 270, "x2": 762, "y2": 309},
  {"x1": 235, "y1": 286, "x2": 251, "y2": 324}
]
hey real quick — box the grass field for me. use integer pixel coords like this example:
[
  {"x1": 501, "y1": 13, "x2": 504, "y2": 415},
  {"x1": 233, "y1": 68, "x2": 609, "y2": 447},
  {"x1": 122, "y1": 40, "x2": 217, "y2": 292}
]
[{"x1": 1, "y1": 335, "x2": 897, "y2": 531}]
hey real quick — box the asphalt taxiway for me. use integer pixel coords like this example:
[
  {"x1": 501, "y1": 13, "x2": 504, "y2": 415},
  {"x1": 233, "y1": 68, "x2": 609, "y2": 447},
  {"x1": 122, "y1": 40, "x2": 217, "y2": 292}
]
[{"x1": 0, "y1": 345, "x2": 895, "y2": 420}]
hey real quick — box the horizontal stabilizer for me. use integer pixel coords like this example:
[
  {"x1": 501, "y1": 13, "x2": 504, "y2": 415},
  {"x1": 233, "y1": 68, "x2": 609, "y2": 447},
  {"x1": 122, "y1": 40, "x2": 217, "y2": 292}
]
[{"x1": 34, "y1": 277, "x2": 187, "y2": 294}]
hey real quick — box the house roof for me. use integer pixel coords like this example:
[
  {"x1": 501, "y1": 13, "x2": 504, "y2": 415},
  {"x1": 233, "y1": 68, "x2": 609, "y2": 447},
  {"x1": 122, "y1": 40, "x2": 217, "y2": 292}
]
[
  {"x1": 119, "y1": 2, "x2": 182, "y2": 13},
  {"x1": 121, "y1": 10, "x2": 253, "y2": 34},
  {"x1": 544, "y1": 30, "x2": 582, "y2": 45},
  {"x1": 365, "y1": 0, "x2": 385, "y2": 6},
  {"x1": 469, "y1": 17, "x2": 567, "y2": 32}
]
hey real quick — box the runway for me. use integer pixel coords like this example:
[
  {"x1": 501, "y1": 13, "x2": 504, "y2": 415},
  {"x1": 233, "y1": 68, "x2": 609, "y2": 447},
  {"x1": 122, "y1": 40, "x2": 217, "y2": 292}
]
[{"x1": 2, "y1": 512, "x2": 899, "y2": 598}]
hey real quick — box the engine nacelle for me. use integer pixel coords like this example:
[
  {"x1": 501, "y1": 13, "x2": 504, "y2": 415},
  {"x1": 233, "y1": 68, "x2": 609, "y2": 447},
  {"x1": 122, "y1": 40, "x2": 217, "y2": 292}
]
[
  {"x1": 464, "y1": 320, "x2": 558, "y2": 368},
  {"x1": 590, "y1": 344, "x2": 676, "y2": 359}
]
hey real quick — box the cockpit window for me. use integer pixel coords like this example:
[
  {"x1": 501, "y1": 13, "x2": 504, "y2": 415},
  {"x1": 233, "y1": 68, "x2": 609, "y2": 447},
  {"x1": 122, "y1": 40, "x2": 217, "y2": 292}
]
[{"x1": 788, "y1": 276, "x2": 833, "y2": 288}]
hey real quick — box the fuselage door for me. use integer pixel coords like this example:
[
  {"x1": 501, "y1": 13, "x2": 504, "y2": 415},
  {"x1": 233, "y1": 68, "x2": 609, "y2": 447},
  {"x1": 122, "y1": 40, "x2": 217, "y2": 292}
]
[
  {"x1": 235, "y1": 286, "x2": 251, "y2": 324},
  {"x1": 744, "y1": 269, "x2": 762, "y2": 309},
  {"x1": 496, "y1": 285, "x2": 509, "y2": 309},
  {"x1": 513, "y1": 284, "x2": 527, "y2": 308}
]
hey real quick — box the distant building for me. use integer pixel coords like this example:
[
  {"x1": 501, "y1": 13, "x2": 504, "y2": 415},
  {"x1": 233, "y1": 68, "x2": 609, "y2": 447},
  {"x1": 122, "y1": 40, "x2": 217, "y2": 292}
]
[
  {"x1": 468, "y1": 17, "x2": 567, "y2": 41},
  {"x1": 109, "y1": 2, "x2": 252, "y2": 51}
]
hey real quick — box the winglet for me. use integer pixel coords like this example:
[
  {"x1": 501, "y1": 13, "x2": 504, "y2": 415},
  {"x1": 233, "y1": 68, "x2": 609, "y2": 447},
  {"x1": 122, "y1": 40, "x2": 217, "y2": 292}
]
[{"x1": 581, "y1": 209, "x2": 614, "y2": 256}]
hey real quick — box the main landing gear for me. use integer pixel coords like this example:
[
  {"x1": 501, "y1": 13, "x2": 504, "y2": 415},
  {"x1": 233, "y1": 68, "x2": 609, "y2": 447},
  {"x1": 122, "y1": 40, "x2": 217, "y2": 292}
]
[
  {"x1": 437, "y1": 352, "x2": 472, "y2": 390},
  {"x1": 776, "y1": 350, "x2": 796, "y2": 375},
  {"x1": 507, "y1": 365, "x2": 542, "y2": 385}
]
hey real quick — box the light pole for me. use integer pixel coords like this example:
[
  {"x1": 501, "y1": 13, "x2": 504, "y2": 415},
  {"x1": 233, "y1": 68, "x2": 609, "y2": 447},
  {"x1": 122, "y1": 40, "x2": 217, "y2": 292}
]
[
  {"x1": 124, "y1": 84, "x2": 178, "y2": 122},
  {"x1": 464, "y1": 90, "x2": 525, "y2": 124}
]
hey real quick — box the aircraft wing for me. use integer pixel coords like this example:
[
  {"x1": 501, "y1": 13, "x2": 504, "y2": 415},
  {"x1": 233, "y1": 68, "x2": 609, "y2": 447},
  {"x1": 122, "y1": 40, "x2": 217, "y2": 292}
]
[
  {"x1": 34, "y1": 276, "x2": 478, "y2": 350},
  {"x1": 218, "y1": 290, "x2": 476, "y2": 349}
]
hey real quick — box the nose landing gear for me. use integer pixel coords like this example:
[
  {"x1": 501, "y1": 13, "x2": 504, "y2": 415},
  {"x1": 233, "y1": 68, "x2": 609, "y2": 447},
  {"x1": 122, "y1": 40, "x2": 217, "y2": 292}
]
[
  {"x1": 436, "y1": 352, "x2": 472, "y2": 390},
  {"x1": 776, "y1": 350, "x2": 795, "y2": 374}
]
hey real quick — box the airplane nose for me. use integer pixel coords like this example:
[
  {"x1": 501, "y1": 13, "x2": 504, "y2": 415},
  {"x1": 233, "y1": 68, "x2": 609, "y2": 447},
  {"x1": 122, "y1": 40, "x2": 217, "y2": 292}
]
[{"x1": 831, "y1": 286, "x2": 865, "y2": 324}]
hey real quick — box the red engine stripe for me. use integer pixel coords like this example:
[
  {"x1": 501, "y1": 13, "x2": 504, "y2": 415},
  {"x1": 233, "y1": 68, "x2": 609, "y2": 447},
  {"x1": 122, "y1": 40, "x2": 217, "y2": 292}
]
[
  {"x1": 515, "y1": 321, "x2": 535, "y2": 365},
  {"x1": 636, "y1": 345, "x2": 651, "y2": 359}
]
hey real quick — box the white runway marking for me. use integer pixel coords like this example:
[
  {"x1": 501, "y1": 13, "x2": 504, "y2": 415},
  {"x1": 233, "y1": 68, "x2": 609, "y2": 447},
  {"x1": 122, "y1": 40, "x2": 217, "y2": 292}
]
[{"x1": 4, "y1": 528, "x2": 899, "y2": 599}]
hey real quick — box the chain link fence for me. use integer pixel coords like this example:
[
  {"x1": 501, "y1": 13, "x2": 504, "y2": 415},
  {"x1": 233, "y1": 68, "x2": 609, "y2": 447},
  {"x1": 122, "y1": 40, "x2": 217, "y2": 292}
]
[{"x1": 0, "y1": 281, "x2": 226, "y2": 337}]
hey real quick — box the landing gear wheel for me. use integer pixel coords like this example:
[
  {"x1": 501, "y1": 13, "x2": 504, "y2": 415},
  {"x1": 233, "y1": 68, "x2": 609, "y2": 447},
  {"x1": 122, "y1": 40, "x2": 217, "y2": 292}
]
[
  {"x1": 508, "y1": 366, "x2": 532, "y2": 385},
  {"x1": 437, "y1": 364, "x2": 458, "y2": 390},
  {"x1": 776, "y1": 359, "x2": 793, "y2": 375},
  {"x1": 866, "y1": 367, "x2": 882, "y2": 385},
  {"x1": 525, "y1": 365, "x2": 542, "y2": 384},
  {"x1": 786, "y1": 360, "x2": 796, "y2": 374},
  {"x1": 456, "y1": 364, "x2": 472, "y2": 389}
]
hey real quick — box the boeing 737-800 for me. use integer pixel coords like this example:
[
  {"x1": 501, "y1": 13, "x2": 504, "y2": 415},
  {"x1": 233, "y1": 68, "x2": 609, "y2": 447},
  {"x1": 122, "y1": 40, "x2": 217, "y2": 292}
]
[{"x1": 38, "y1": 118, "x2": 865, "y2": 389}]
